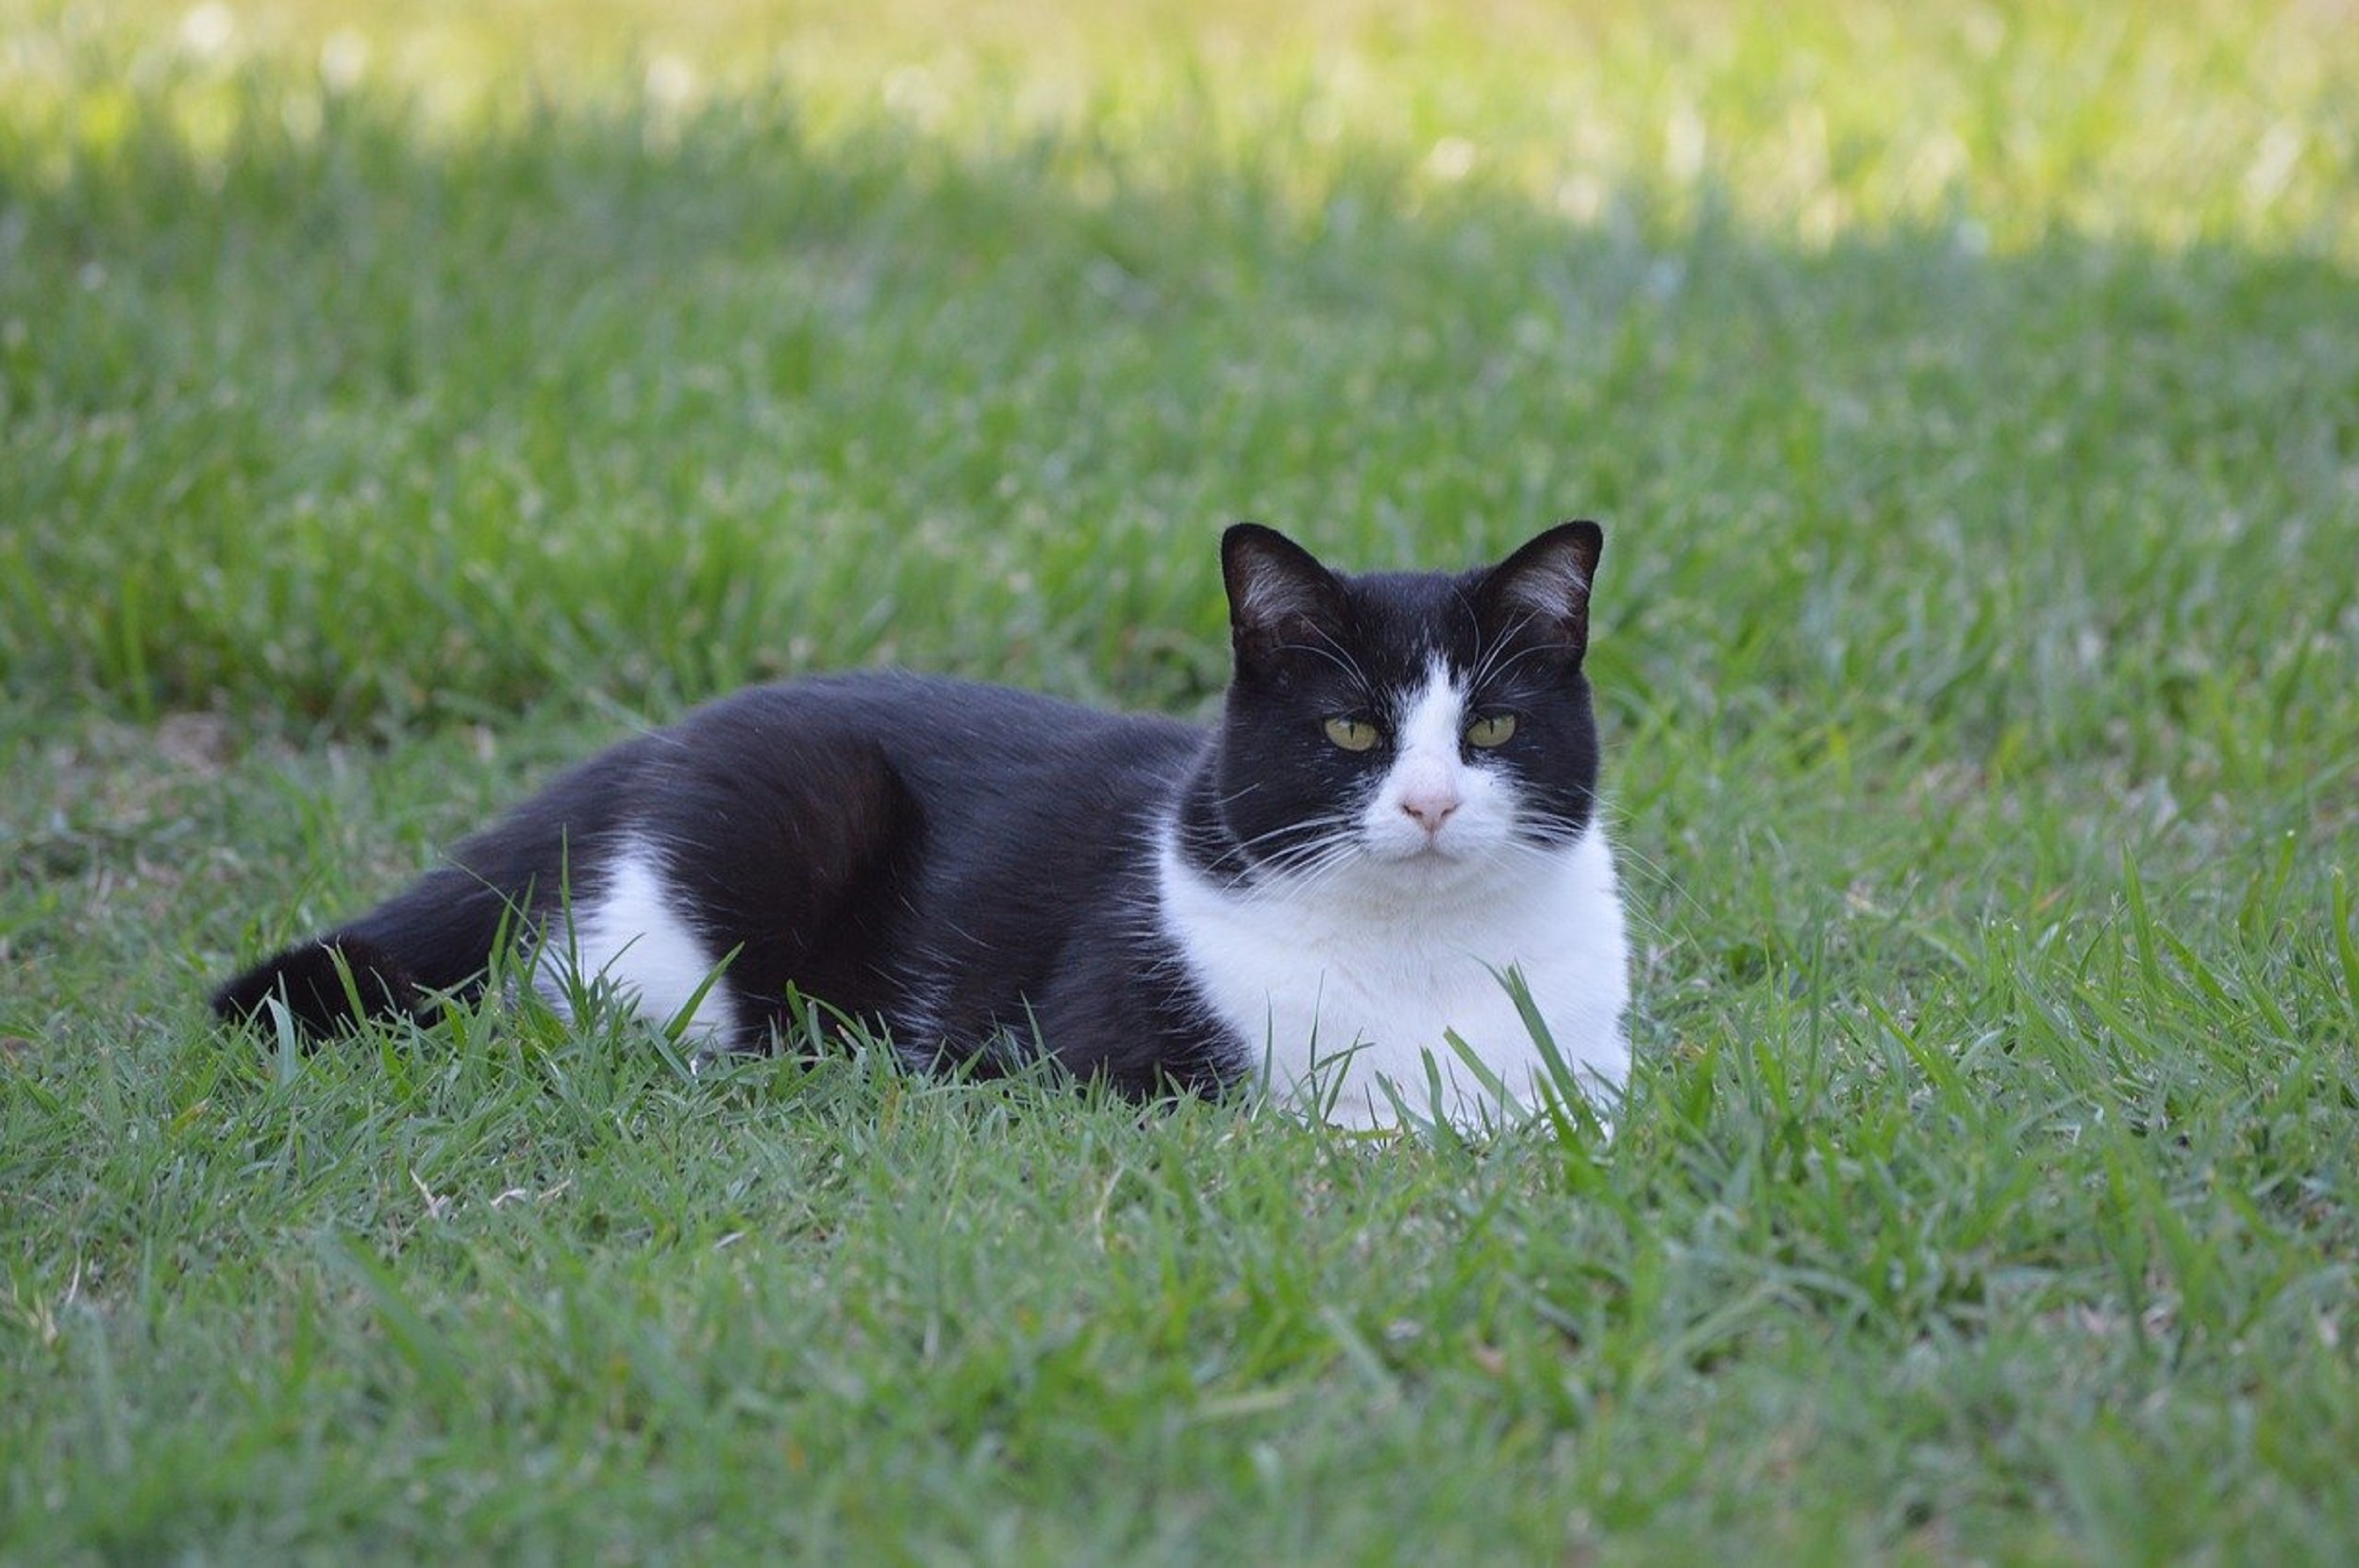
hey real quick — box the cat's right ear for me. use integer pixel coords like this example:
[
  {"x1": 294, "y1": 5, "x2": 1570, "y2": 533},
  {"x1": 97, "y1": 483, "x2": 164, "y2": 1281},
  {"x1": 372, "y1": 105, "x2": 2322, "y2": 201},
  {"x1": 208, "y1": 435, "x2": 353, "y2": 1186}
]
[{"x1": 1222, "y1": 524, "x2": 1347, "y2": 663}]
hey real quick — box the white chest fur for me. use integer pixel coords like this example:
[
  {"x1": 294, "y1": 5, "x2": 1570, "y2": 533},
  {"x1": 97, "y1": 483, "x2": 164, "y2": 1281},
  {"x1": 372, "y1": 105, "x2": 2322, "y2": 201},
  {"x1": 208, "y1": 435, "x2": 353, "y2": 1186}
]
[{"x1": 1157, "y1": 824, "x2": 1631, "y2": 1130}]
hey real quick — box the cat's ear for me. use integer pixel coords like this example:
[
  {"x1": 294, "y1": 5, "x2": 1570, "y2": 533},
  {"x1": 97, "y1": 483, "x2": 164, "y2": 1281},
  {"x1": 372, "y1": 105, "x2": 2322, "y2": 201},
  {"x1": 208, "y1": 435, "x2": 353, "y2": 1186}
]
[
  {"x1": 1222, "y1": 524, "x2": 1348, "y2": 662},
  {"x1": 1476, "y1": 521, "x2": 1603, "y2": 656}
]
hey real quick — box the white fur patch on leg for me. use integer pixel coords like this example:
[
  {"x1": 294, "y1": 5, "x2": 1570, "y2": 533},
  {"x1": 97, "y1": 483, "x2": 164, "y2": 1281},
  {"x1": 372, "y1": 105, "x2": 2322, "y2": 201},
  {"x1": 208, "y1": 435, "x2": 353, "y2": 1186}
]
[{"x1": 532, "y1": 840, "x2": 741, "y2": 1048}]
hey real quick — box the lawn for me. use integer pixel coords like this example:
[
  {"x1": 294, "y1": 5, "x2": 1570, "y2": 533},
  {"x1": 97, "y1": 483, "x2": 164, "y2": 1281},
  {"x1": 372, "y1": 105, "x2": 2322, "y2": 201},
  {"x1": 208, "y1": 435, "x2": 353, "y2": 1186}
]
[{"x1": 4, "y1": 0, "x2": 2357, "y2": 1560}]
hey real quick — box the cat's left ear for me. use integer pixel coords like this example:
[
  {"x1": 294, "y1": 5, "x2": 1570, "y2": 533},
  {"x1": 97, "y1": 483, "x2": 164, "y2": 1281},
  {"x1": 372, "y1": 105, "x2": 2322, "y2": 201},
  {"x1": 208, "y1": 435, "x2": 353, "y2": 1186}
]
[{"x1": 1475, "y1": 521, "x2": 1603, "y2": 657}]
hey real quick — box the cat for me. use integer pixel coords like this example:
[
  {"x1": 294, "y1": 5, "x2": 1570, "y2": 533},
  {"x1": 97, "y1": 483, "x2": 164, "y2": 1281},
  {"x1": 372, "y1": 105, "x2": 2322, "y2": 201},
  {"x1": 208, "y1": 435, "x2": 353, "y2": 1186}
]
[{"x1": 210, "y1": 522, "x2": 1631, "y2": 1130}]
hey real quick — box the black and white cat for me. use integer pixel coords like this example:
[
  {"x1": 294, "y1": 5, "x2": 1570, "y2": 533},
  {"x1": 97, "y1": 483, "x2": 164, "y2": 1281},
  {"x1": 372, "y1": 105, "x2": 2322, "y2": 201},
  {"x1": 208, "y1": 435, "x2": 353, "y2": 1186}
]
[{"x1": 212, "y1": 523, "x2": 1631, "y2": 1129}]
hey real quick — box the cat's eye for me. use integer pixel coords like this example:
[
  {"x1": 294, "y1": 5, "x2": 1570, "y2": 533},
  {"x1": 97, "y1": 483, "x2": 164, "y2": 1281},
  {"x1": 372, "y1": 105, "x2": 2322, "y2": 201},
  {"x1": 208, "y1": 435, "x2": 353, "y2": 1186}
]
[
  {"x1": 1465, "y1": 712, "x2": 1518, "y2": 749},
  {"x1": 1323, "y1": 715, "x2": 1381, "y2": 753}
]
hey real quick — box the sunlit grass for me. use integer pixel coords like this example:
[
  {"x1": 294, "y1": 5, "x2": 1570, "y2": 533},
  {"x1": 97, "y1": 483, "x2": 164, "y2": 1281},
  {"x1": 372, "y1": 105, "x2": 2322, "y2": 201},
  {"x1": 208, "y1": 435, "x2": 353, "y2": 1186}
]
[{"x1": 7, "y1": 0, "x2": 2353, "y2": 248}]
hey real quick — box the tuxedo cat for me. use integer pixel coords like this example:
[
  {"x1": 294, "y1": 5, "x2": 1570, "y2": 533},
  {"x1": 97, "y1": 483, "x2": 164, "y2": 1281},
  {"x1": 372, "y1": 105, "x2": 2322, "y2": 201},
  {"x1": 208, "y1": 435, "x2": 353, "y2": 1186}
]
[{"x1": 212, "y1": 523, "x2": 1631, "y2": 1129}]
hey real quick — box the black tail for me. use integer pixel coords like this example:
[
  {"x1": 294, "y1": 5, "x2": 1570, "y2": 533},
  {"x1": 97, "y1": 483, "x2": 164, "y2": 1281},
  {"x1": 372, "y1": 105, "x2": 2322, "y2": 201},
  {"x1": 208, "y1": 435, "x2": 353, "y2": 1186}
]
[
  {"x1": 210, "y1": 728, "x2": 650, "y2": 1043},
  {"x1": 209, "y1": 932, "x2": 434, "y2": 1039},
  {"x1": 209, "y1": 863, "x2": 530, "y2": 1042}
]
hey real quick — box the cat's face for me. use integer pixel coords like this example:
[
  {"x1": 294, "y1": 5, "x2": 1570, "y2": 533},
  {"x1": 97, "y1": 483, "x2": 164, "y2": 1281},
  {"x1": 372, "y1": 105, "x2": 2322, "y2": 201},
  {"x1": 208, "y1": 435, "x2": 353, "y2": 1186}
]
[{"x1": 1206, "y1": 522, "x2": 1604, "y2": 890}]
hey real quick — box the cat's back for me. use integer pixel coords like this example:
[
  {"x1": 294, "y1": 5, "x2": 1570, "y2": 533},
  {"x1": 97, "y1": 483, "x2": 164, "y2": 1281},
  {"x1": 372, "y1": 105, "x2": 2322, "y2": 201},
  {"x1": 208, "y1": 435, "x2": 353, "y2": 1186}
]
[
  {"x1": 678, "y1": 670, "x2": 1204, "y2": 792},
  {"x1": 654, "y1": 671, "x2": 1208, "y2": 1054},
  {"x1": 645, "y1": 671, "x2": 1209, "y2": 879}
]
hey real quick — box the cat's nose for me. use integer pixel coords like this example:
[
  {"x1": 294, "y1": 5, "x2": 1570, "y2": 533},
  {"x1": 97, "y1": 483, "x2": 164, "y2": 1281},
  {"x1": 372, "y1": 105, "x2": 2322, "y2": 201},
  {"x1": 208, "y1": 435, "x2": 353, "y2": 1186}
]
[{"x1": 1399, "y1": 790, "x2": 1460, "y2": 834}]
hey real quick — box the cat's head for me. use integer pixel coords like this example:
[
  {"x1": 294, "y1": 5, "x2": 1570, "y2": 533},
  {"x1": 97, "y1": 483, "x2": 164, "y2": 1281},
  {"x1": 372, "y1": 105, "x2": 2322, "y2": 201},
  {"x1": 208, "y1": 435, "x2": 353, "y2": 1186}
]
[{"x1": 1201, "y1": 521, "x2": 1605, "y2": 888}]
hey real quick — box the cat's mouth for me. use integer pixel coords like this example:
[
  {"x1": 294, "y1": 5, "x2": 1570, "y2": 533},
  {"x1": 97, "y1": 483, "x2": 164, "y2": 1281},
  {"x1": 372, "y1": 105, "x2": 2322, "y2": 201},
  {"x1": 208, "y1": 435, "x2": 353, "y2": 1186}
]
[{"x1": 1367, "y1": 831, "x2": 1478, "y2": 869}]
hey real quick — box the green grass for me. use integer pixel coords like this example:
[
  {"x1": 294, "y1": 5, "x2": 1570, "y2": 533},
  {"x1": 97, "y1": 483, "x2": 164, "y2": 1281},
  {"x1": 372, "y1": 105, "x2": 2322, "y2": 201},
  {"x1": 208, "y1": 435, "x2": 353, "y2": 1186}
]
[{"x1": 4, "y1": 0, "x2": 2357, "y2": 1560}]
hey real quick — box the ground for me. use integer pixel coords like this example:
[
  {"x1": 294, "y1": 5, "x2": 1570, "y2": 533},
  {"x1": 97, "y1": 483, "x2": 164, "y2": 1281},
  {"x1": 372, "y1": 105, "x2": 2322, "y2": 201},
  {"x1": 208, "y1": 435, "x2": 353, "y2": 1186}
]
[{"x1": 3, "y1": 1, "x2": 2356, "y2": 1560}]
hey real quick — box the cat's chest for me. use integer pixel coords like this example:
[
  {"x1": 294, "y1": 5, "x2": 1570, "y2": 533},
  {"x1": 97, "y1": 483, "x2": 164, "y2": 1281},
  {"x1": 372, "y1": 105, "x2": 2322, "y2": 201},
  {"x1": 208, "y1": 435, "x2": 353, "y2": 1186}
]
[{"x1": 1157, "y1": 829, "x2": 1631, "y2": 1128}]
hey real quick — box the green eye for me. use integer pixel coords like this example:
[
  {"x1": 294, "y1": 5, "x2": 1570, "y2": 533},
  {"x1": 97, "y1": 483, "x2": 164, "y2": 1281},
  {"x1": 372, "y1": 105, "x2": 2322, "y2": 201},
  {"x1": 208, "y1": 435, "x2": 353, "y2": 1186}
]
[
  {"x1": 1323, "y1": 715, "x2": 1381, "y2": 752},
  {"x1": 1465, "y1": 712, "x2": 1518, "y2": 748}
]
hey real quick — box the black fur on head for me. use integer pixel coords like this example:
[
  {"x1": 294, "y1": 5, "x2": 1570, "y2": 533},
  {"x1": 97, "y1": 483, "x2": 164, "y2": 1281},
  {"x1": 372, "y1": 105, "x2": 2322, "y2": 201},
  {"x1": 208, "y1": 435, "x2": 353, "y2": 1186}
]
[{"x1": 1192, "y1": 521, "x2": 1608, "y2": 877}]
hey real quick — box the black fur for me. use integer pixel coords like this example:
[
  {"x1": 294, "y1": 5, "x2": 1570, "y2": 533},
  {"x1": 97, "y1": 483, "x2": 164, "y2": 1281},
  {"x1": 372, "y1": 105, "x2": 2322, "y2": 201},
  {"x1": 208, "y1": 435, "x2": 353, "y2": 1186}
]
[
  {"x1": 211, "y1": 523, "x2": 1606, "y2": 1100},
  {"x1": 1179, "y1": 521, "x2": 1603, "y2": 880}
]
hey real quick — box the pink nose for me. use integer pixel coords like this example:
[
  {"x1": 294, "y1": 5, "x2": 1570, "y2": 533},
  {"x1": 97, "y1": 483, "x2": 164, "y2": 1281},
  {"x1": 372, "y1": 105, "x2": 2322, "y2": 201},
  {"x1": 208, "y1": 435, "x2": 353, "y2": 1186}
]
[{"x1": 1400, "y1": 791, "x2": 1460, "y2": 833}]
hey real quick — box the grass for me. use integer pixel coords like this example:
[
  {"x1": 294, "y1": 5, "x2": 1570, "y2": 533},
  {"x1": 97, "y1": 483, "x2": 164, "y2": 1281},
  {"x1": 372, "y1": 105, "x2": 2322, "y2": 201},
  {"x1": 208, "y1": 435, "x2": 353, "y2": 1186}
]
[{"x1": 3, "y1": 0, "x2": 2356, "y2": 1560}]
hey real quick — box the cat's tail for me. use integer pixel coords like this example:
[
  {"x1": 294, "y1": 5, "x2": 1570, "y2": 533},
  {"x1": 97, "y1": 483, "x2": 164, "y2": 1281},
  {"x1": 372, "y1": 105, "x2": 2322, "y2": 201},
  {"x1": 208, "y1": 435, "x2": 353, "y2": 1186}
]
[
  {"x1": 209, "y1": 931, "x2": 433, "y2": 1039},
  {"x1": 209, "y1": 864, "x2": 526, "y2": 1042}
]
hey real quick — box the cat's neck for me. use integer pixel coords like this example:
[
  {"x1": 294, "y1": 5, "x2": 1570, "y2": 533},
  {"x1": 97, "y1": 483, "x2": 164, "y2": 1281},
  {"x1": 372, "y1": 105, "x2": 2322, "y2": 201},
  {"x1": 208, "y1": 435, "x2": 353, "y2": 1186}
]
[{"x1": 1151, "y1": 809, "x2": 1629, "y2": 1127}]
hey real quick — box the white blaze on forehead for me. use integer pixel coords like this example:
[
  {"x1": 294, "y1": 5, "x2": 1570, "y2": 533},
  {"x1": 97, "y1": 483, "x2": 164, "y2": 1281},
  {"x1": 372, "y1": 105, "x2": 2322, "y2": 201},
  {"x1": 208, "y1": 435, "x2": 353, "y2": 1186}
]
[
  {"x1": 1393, "y1": 658, "x2": 1466, "y2": 763},
  {"x1": 1365, "y1": 658, "x2": 1472, "y2": 846}
]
